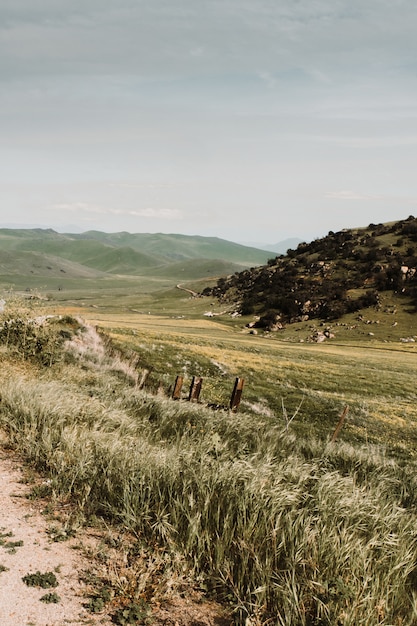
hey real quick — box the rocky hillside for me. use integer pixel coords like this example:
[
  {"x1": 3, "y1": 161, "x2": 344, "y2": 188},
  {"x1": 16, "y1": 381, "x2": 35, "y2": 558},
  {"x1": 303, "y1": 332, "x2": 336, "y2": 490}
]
[{"x1": 202, "y1": 216, "x2": 417, "y2": 328}]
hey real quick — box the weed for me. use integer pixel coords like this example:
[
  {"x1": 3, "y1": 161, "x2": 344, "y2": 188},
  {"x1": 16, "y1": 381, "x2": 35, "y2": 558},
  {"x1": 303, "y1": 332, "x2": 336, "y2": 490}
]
[
  {"x1": 0, "y1": 528, "x2": 13, "y2": 541},
  {"x1": 47, "y1": 524, "x2": 76, "y2": 542},
  {"x1": 40, "y1": 592, "x2": 61, "y2": 603},
  {"x1": 22, "y1": 571, "x2": 58, "y2": 588},
  {"x1": 0, "y1": 564, "x2": 9, "y2": 573},
  {"x1": 28, "y1": 483, "x2": 53, "y2": 499},
  {"x1": 112, "y1": 600, "x2": 151, "y2": 625},
  {"x1": 0, "y1": 299, "x2": 75, "y2": 366},
  {"x1": 4, "y1": 540, "x2": 24, "y2": 554},
  {"x1": 85, "y1": 587, "x2": 112, "y2": 614},
  {"x1": 0, "y1": 529, "x2": 23, "y2": 554}
]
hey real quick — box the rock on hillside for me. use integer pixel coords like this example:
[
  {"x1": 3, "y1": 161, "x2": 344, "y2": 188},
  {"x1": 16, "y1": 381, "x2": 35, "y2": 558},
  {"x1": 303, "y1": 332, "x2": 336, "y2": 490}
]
[{"x1": 202, "y1": 216, "x2": 417, "y2": 328}]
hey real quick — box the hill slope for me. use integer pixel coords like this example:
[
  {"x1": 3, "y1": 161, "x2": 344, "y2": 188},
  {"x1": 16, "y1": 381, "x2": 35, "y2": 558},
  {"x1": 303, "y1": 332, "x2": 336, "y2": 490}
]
[
  {"x1": 77, "y1": 231, "x2": 271, "y2": 265},
  {"x1": 204, "y1": 216, "x2": 417, "y2": 327},
  {"x1": 0, "y1": 229, "x2": 271, "y2": 283}
]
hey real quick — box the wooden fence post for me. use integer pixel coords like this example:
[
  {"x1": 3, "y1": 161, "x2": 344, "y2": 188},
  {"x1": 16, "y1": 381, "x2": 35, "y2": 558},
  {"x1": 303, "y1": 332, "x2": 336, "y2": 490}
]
[
  {"x1": 138, "y1": 368, "x2": 151, "y2": 390},
  {"x1": 330, "y1": 406, "x2": 349, "y2": 442},
  {"x1": 172, "y1": 375, "x2": 184, "y2": 400},
  {"x1": 230, "y1": 377, "x2": 245, "y2": 413},
  {"x1": 188, "y1": 376, "x2": 203, "y2": 402}
]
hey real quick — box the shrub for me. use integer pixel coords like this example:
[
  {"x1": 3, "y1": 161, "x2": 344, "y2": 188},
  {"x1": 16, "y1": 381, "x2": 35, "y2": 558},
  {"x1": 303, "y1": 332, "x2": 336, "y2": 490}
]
[{"x1": 0, "y1": 300, "x2": 77, "y2": 365}]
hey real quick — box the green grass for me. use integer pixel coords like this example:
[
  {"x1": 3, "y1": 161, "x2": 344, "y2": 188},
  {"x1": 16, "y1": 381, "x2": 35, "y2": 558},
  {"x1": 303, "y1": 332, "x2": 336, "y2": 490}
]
[
  {"x1": 22, "y1": 571, "x2": 58, "y2": 588},
  {"x1": 1, "y1": 302, "x2": 417, "y2": 623},
  {"x1": 74, "y1": 309, "x2": 417, "y2": 456},
  {"x1": 0, "y1": 229, "x2": 270, "y2": 290}
]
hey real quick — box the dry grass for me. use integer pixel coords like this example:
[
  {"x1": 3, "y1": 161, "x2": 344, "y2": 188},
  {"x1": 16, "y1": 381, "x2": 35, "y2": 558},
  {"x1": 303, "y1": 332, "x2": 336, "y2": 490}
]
[{"x1": 1, "y1": 303, "x2": 417, "y2": 623}]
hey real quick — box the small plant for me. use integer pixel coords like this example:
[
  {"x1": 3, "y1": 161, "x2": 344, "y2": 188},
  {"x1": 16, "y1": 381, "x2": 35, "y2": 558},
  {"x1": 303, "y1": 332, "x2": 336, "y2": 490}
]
[
  {"x1": 47, "y1": 524, "x2": 76, "y2": 542},
  {"x1": 22, "y1": 571, "x2": 58, "y2": 588},
  {"x1": 27, "y1": 482, "x2": 53, "y2": 500},
  {"x1": 0, "y1": 528, "x2": 23, "y2": 553},
  {"x1": 0, "y1": 528, "x2": 13, "y2": 542},
  {"x1": 4, "y1": 540, "x2": 24, "y2": 554},
  {"x1": 0, "y1": 564, "x2": 9, "y2": 573},
  {"x1": 112, "y1": 600, "x2": 151, "y2": 625},
  {"x1": 85, "y1": 587, "x2": 112, "y2": 613},
  {"x1": 40, "y1": 592, "x2": 61, "y2": 603}
]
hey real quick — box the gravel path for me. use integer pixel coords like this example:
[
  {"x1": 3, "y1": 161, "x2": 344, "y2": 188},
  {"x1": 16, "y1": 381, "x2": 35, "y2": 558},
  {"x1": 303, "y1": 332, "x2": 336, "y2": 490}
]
[{"x1": 0, "y1": 450, "x2": 111, "y2": 626}]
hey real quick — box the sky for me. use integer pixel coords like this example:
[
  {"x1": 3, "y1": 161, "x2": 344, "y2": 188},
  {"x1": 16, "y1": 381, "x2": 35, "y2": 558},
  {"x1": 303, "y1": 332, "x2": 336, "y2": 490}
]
[{"x1": 1, "y1": 0, "x2": 417, "y2": 245}]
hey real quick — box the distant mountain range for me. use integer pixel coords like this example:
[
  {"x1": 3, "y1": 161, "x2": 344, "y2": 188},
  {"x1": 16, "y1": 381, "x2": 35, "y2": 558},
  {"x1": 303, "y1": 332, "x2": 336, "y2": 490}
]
[
  {"x1": 0, "y1": 228, "x2": 274, "y2": 287},
  {"x1": 0, "y1": 225, "x2": 303, "y2": 256}
]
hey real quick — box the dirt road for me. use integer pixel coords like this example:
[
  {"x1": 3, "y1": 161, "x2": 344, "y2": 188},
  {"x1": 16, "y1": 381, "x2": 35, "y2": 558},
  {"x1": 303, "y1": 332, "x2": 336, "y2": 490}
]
[{"x1": 0, "y1": 449, "x2": 111, "y2": 626}]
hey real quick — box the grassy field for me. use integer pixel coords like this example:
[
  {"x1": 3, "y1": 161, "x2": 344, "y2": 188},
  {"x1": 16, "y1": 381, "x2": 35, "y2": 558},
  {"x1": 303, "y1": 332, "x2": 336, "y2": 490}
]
[
  {"x1": 30, "y1": 281, "x2": 416, "y2": 468},
  {"x1": 71, "y1": 305, "x2": 417, "y2": 456},
  {"x1": 1, "y1": 295, "x2": 417, "y2": 624}
]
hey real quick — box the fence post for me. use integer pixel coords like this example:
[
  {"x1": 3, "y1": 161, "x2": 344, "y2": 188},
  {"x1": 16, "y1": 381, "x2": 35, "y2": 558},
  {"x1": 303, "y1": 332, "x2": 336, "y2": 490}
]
[
  {"x1": 138, "y1": 368, "x2": 151, "y2": 390},
  {"x1": 172, "y1": 375, "x2": 184, "y2": 400},
  {"x1": 157, "y1": 381, "x2": 166, "y2": 396},
  {"x1": 230, "y1": 377, "x2": 245, "y2": 413},
  {"x1": 188, "y1": 376, "x2": 203, "y2": 402},
  {"x1": 330, "y1": 406, "x2": 349, "y2": 442}
]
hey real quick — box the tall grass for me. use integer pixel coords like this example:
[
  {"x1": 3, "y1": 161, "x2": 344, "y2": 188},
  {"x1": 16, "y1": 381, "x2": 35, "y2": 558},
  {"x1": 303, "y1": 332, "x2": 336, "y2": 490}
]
[
  {"x1": 1, "y1": 307, "x2": 417, "y2": 623},
  {"x1": 1, "y1": 372, "x2": 417, "y2": 624}
]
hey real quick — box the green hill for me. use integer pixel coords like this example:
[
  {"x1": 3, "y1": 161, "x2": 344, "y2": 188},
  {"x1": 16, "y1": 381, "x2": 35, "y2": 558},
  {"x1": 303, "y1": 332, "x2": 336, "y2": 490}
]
[
  {"x1": 0, "y1": 249, "x2": 105, "y2": 279},
  {"x1": 0, "y1": 228, "x2": 269, "y2": 289},
  {"x1": 0, "y1": 229, "x2": 270, "y2": 283},
  {"x1": 76, "y1": 231, "x2": 271, "y2": 264},
  {"x1": 0, "y1": 230, "x2": 159, "y2": 273},
  {"x1": 204, "y1": 216, "x2": 417, "y2": 329},
  {"x1": 150, "y1": 257, "x2": 251, "y2": 280}
]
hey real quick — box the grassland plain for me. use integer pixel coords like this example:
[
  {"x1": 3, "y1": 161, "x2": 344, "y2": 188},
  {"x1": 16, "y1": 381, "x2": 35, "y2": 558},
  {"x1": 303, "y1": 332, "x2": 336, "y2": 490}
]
[{"x1": 1, "y1": 300, "x2": 417, "y2": 624}]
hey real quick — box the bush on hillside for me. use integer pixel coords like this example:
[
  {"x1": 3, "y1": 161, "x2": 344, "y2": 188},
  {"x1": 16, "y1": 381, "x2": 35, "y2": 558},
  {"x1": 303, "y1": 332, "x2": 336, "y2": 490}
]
[{"x1": 0, "y1": 300, "x2": 79, "y2": 366}]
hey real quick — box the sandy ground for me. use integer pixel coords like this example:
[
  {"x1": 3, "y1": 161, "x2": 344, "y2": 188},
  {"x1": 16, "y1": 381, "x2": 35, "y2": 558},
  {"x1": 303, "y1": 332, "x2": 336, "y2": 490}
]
[
  {"x1": 0, "y1": 449, "x2": 112, "y2": 626},
  {"x1": 0, "y1": 447, "x2": 231, "y2": 626}
]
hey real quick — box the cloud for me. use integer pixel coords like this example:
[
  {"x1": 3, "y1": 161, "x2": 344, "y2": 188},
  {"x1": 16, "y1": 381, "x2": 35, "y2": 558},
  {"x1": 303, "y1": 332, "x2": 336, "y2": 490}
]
[
  {"x1": 3, "y1": 0, "x2": 417, "y2": 82},
  {"x1": 2, "y1": 1, "x2": 417, "y2": 242},
  {"x1": 189, "y1": 46, "x2": 204, "y2": 57},
  {"x1": 325, "y1": 191, "x2": 384, "y2": 201},
  {"x1": 52, "y1": 203, "x2": 184, "y2": 220},
  {"x1": 325, "y1": 191, "x2": 417, "y2": 207},
  {"x1": 317, "y1": 135, "x2": 417, "y2": 148},
  {"x1": 257, "y1": 71, "x2": 276, "y2": 89},
  {"x1": 107, "y1": 183, "x2": 181, "y2": 190}
]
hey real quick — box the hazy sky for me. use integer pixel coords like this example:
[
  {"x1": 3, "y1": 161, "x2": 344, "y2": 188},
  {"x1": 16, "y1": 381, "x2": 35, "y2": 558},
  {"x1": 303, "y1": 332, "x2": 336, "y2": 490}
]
[{"x1": 1, "y1": 1, "x2": 417, "y2": 244}]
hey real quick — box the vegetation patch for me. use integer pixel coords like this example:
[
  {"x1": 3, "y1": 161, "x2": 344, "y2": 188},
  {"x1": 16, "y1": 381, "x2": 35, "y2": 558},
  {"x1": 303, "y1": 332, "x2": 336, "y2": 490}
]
[
  {"x1": 46, "y1": 523, "x2": 76, "y2": 542},
  {"x1": 0, "y1": 528, "x2": 24, "y2": 554},
  {"x1": 85, "y1": 587, "x2": 113, "y2": 614},
  {"x1": 1, "y1": 294, "x2": 417, "y2": 624},
  {"x1": 205, "y1": 216, "x2": 417, "y2": 328},
  {"x1": 111, "y1": 600, "x2": 151, "y2": 625},
  {"x1": 39, "y1": 592, "x2": 60, "y2": 603},
  {"x1": 22, "y1": 571, "x2": 59, "y2": 589}
]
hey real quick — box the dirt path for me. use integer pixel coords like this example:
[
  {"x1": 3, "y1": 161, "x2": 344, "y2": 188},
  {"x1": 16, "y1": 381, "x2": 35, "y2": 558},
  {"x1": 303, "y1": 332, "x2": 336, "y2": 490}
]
[
  {"x1": 0, "y1": 449, "x2": 111, "y2": 626},
  {"x1": 176, "y1": 284, "x2": 199, "y2": 297},
  {"x1": 0, "y1": 448, "x2": 231, "y2": 626}
]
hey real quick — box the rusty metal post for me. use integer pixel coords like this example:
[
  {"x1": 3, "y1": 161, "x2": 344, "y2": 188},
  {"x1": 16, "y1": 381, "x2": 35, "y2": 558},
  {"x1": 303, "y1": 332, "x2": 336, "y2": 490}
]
[
  {"x1": 330, "y1": 406, "x2": 349, "y2": 442},
  {"x1": 188, "y1": 376, "x2": 203, "y2": 402},
  {"x1": 230, "y1": 377, "x2": 245, "y2": 413},
  {"x1": 172, "y1": 375, "x2": 184, "y2": 400}
]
